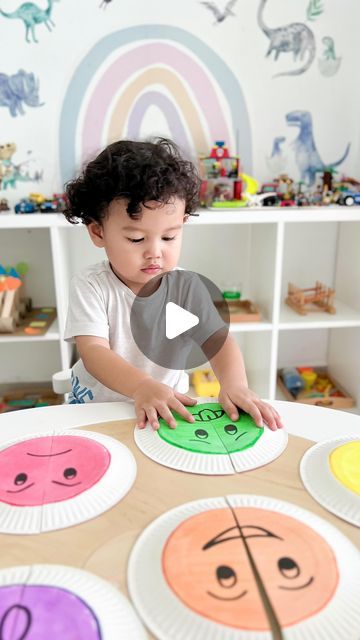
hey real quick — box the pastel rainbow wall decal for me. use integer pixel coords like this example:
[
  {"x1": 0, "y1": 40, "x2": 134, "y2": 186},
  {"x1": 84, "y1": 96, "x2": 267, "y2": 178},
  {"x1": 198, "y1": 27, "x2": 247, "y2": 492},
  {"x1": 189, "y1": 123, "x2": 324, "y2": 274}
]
[{"x1": 60, "y1": 26, "x2": 252, "y2": 183}]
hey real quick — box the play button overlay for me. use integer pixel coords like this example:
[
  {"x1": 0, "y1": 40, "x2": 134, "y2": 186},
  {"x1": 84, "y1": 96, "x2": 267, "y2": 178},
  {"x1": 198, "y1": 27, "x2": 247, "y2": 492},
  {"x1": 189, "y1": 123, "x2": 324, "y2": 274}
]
[
  {"x1": 130, "y1": 270, "x2": 230, "y2": 370},
  {"x1": 166, "y1": 303, "x2": 199, "y2": 339}
]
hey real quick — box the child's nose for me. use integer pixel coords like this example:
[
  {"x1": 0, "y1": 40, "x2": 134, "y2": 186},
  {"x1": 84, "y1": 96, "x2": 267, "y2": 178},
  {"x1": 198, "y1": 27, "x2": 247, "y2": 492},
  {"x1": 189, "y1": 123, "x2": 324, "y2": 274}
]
[{"x1": 144, "y1": 240, "x2": 161, "y2": 258}]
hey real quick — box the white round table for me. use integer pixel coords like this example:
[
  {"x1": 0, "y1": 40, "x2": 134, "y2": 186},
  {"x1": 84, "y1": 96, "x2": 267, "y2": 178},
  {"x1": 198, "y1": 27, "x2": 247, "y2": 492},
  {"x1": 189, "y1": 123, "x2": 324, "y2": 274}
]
[{"x1": 0, "y1": 399, "x2": 359, "y2": 443}]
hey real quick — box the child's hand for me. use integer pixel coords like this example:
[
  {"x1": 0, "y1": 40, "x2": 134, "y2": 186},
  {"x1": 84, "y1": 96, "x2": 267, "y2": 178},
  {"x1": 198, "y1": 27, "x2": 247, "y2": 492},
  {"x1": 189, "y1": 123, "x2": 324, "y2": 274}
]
[
  {"x1": 133, "y1": 378, "x2": 197, "y2": 430},
  {"x1": 219, "y1": 384, "x2": 284, "y2": 431}
]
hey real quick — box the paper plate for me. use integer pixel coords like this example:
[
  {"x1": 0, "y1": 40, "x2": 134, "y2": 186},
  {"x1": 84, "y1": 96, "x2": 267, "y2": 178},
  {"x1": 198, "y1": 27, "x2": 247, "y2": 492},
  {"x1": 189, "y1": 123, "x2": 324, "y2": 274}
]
[
  {"x1": 300, "y1": 436, "x2": 360, "y2": 527},
  {"x1": 0, "y1": 429, "x2": 137, "y2": 534},
  {"x1": 0, "y1": 563, "x2": 146, "y2": 639},
  {"x1": 134, "y1": 425, "x2": 234, "y2": 474},
  {"x1": 229, "y1": 427, "x2": 287, "y2": 472},
  {"x1": 128, "y1": 494, "x2": 360, "y2": 640},
  {"x1": 134, "y1": 401, "x2": 287, "y2": 475}
]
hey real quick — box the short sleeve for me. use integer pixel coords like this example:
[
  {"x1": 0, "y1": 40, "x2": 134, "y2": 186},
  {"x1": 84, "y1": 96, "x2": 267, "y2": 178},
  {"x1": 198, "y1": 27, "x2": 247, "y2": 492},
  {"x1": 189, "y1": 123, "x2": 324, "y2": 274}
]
[
  {"x1": 63, "y1": 273, "x2": 109, "y2": 343},
  {"x1": 186, "y1": 275, "x2": 227, "y2": 346}
]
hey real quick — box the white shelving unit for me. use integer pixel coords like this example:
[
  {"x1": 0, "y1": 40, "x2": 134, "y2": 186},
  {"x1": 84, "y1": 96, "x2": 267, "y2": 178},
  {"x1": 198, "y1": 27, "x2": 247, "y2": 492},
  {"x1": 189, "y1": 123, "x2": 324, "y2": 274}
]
[{"x1": 1, "y1": 208, "x2": 360, "y2": 411}]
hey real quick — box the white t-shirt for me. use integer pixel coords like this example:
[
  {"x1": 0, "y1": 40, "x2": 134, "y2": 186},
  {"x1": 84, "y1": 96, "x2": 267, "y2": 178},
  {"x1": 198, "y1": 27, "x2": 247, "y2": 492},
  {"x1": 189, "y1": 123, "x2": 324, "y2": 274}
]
[{"x1": 64, "y1": 261, "x2": 225, "y2": 403}]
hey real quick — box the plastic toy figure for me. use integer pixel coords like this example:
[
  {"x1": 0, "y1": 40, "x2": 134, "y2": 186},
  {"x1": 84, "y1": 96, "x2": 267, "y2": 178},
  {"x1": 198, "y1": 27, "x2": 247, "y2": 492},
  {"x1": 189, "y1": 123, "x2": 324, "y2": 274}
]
[
  {"x1": 0, "y1": 198, "x2": 9, "y2": 211},
  {"x1": 199, "y1": 141, "x2": 243, "y2": 207}
]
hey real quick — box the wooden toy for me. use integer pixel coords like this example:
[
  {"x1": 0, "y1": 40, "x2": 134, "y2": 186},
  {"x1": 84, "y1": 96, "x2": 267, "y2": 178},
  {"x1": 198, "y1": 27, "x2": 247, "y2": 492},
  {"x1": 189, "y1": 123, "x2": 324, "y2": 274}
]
[
  {"x1": 285, "y1": 281, "x2": 336, "y2": 315},
  {"x1": 278, "y1": 367, "x2": 354, "y2": 408},
  {"x1": 216, "y1": 298, "x2": 261, "y2": 322},
  {"x1": 0, "y1": 267, "x2": 23, "y2": 332},
  {"x1": 191, "y1": 369, "x2": 220, "y2": 397},
  {"x1": 0, "y1": 387, "x2": 62, "y2": 413},
  {"x1": 0, "y1": 263, "x2": 55, "y2": 335}
]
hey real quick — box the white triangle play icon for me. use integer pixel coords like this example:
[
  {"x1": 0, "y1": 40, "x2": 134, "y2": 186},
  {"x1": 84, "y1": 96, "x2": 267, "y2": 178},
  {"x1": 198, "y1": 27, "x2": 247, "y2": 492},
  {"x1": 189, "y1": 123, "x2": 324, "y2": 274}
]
[{"x1": 166, "y1": 302, "x2": 199, "y2": 339}]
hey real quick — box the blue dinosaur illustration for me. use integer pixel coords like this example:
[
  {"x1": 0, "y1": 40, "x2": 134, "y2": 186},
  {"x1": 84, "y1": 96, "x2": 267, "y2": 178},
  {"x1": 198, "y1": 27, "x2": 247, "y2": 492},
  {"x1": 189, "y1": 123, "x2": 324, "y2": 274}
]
[
  {"x1": 266, "y1": 135, "x2": 287, "y2": 174},
  {"x1": 0, "y1": 69, "x2": 43, "y2": 116},
  {"x1": 286, "y1": 111, "x2": 350, "y2": 186},
  {"x1": 0, "y1": 0, "x2": 59, "y2": 43},
  {"x1": 270, "y1": 136, "x2": 286, "y2": 157},
  {"x1": 258, "y1": 0, "x2": 316, "y2": 77}
]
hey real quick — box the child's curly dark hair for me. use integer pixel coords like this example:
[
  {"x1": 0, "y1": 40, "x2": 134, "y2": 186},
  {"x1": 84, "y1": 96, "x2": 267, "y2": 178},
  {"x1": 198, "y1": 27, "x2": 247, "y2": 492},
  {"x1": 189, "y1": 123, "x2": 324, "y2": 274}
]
[{"x1": 63, "y1": 138, "x2": 201, "y2": 224}]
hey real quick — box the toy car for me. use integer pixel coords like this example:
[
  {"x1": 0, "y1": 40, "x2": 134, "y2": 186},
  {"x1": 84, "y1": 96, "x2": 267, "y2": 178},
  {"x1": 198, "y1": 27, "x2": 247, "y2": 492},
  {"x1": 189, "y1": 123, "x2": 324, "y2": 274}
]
[
  {"x1": 338, "y1": 190, "x2": 360, "y2": 206},
  {"x1": 39, "y1": 200, "x2": 57, "y2": 213},
  {"x1": 29, "y1": 192, "x2": 46, "y2": 205},
  {"x1": 247, "y1": 192, "x2": 278, "y2": 207},
  {"x1": 14, "y1": 199, "x2": 38, "y2": 214}
]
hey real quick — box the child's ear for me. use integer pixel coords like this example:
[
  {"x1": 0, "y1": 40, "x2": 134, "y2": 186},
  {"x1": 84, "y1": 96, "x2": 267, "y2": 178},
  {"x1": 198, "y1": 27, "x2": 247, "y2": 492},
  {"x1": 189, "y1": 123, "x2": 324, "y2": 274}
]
[
  {"x1": 183, "y1": 214, "x2": 189, "y2": 223},
  {"x1": 87, "y1": 222, "x2": 105, "y2": 247}
]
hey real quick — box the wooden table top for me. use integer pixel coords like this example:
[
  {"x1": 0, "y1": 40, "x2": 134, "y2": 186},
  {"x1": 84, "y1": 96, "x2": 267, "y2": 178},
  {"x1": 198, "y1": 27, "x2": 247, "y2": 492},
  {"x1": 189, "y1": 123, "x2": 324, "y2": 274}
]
[{"x1": 0, "y1": 418, "x2": 358, "y2": 639}]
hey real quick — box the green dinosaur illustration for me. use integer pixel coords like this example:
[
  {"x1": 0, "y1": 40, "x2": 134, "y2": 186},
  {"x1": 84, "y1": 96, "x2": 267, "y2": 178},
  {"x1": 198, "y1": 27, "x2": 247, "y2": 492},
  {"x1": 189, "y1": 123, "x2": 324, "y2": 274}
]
[
  {"x1": 306, "y1": 0, "x2": 323, "y2": 21},
  {"x1": 322, "y1": 36, "x2": 336, "y2": 61},
  {"x1": 0, "y1": 0, "x2": 59, "y2": 43}
]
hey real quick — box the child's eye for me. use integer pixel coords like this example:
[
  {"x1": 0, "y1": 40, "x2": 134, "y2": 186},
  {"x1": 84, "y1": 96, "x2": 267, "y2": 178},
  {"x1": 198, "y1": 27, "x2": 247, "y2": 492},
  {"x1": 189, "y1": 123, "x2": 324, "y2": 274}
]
[
  {"x1": 127, "y1": 238, "x2": 144, "y2": 243},
  {"x1": 162, "y1": 236, "x2": 176, "y2": 241}
]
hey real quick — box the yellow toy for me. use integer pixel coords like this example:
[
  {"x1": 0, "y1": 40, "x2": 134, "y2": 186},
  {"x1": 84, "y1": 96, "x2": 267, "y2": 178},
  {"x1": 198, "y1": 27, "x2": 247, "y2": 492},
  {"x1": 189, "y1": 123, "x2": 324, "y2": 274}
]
[
  {"x1": 29, "y1": 193, "x2": 46, "y2": 205},
  {"x1": 192, "y1": 369, "x2": 220, "y2": 397}
]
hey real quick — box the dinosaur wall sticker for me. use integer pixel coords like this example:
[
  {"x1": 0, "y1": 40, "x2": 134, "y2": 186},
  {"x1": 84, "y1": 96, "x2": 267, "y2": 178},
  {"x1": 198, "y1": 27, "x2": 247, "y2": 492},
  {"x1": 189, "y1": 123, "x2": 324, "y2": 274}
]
[
  {"x1": 200, "y1": 0, "x2": 238, "y2": 24},
  {"x1": 286, "y1": 110, "x2": 350, "y2": 186},
  {"x1": 0, "y1": 0, "x2": 59, "y2": 43},
  {"x1": 258, "y1": 0, "x2": 316, "y2": 77},
  {"x1": 0, "y1": 143, "x2": 42, "y2": 190},
  {"x1": 266, "y1": 135, "x2": 287, "y2": 175},
  {"x1": 0, "y1": 69, "x2": 43, "y2": 116},
  {"x1": 319, "y1": 36, "x2": 341, "y2": 76}
]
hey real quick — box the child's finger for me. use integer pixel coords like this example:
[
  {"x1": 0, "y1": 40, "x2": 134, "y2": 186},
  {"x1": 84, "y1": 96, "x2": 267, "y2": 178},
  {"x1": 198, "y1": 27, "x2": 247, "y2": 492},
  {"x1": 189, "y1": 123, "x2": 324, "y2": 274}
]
[
  {"x1": 145, "y1": 407, "x2": 160, "y2": 430},
  {"x1": 174, "y1": 391, "x2": 197, "y2": 406},
  {"x1": 157, "y1": 405, "x2": 177, "y2": 429},
  {"x1": 243, "y1": 400, "x2": 263, "y2": 428},
  {"x1": 257, "y1": 402, "x2": 279, "y2": 431},
  {"x1": 135, "y1": 408, "x2": 146, "y2": 429},
  {"x1": 169, "y1": 398, "x2": 195, "y2": 423},
  {"x1": 221, "y1": 397, "x2": 239, "y2": 422}
]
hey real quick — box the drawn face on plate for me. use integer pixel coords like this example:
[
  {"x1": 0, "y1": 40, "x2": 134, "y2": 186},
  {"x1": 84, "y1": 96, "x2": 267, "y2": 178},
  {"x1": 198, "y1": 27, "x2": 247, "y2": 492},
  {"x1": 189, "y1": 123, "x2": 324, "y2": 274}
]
[
  {"x1": 162, "y1": 507, "x2": 338, "y2": 630},
  {"x1": 0, "y1": 435, "x2": 110, "y2": 506},
  {"x1": 329, "y1": 441, "x2": 360, "y2": 496},
  {"x1": 158, "y1": 404, "x2": 263, "y2": 454},
  {"x1": 0, "y1": 584, "x2": 101, "y2": 638}
]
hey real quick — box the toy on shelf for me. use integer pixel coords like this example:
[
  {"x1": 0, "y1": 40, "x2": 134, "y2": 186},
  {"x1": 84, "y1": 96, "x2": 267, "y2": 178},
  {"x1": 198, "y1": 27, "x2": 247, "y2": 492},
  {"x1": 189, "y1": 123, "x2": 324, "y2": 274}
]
[
  {"x1": 334, "y1": 176, "x2": 360, "y2": 206},
  {"x1": 285, "y1": 281, "x2": 336, "y2": 315},
  {"x1": 0, "y1": 387, "x2": 62, "y2": 413},
  {"x1": 259, "y1": 174, "x2": 297, "y2": 207},
  {"x1": 199, "y1": 141, "x2": 245, "y2": 208},
  {"x1": 0, "y1": 263, "x2": 29, "y2": 332},
  {"x1": 0, "y1": 198, "x2": 10, "y2": 212},
  {"x1": 216, "y1": 288, "x2": 261, "y2": 323},
  {"x1": 192, "y1": 369, "x2": 220, "y2": 397},
  {"x1": 278, "y1": 366, "x2": 354, "y2": 408},
  {"x1": 14, "y1": 192, "x2": 67, "y2": 214},
  {"x1": 280, "y1": 367, "x2": 305, "y2": 396},
  {"x1": 0, "y1": 262, "x2": 56, "y2": 335}
]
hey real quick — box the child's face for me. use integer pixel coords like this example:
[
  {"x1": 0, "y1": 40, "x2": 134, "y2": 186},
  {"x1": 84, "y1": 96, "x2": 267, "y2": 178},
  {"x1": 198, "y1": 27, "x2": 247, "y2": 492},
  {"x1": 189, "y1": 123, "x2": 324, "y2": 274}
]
[{"x1": 87, "y1": 197, "x2": 186, "y2": 294}]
